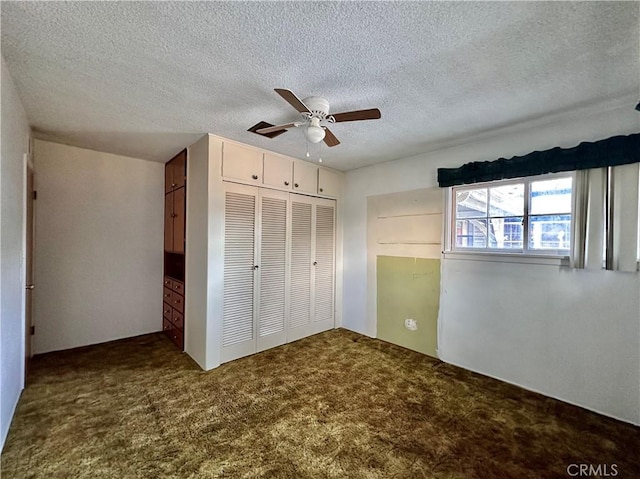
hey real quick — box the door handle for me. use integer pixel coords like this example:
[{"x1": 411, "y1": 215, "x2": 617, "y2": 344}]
[{"x1": 26, "y1": 284, "x2": 35, "y2": 290}]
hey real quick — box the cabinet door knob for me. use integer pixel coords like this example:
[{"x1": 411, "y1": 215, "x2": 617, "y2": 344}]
[
  {"x1": 284, "y1": 181, "x2": 289, "y2": 186},
  {"x1": 252, "y1": 174, "x2": 258, "y2": 180},
  {"x1": 253, "y1": 265, "x2": 259, "y2": 270},
  {"x1": 313, "y1": 261, "x2": 318, "y2": 266},
  {"x1": 294, "y1": 183, "x2": 299, "y2": 188},
  {"x1": 319, "y1": 188, "x2": 324, "y2": 192}
]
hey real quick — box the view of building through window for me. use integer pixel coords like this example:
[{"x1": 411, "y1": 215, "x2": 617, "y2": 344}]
[{"x1": 453, "y1": 176, "x2": 573, "y2": 253}]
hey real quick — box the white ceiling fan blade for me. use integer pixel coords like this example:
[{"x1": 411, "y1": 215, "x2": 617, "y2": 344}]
[{"x1": 256, "y1": 122, "x2": 302, "y2": 134}]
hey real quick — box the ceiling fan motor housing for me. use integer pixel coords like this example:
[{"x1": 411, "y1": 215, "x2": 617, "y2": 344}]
[{"x1": 302, "y1": 96, "x2": 330, "y2": 118}]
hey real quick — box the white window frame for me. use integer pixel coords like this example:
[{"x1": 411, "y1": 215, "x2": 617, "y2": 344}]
[{"x1": 445, "y1": 172, "x2": 575, "y2": 259}]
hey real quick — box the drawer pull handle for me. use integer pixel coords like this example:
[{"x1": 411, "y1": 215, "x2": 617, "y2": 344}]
[{"x1": 252, "y1": 174, "x2": 258, "y2": 180}]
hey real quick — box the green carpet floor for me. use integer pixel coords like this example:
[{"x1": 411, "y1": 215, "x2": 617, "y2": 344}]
[{"x1": 2, "y1": 329, "x2": 638, "y2": 478}]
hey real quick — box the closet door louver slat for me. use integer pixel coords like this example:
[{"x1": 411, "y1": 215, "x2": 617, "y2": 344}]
[
  {"x1": 289, "y1": 201, "x2": 312, "y2": 330},
  {"x1": 223, "y1": 191, "x2": 256, "y2": 347},
  {"x1": 314, "y1": 204, "x2": 335, "y2": 323},
  {"x1": 258, "y1": 196, "x2": 287, "y2": 338}
]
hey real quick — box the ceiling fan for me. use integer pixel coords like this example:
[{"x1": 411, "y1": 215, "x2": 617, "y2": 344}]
[{"x1": 248, "y1": 88, "x2": 381, "y2": 147}]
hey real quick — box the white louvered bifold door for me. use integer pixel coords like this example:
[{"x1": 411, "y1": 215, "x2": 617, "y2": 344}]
[
  {"x1": 222, "y1": 183, "x2": 258, "y2": 362},
  {"x1": 313, "y1": 199, "x2": 336, "y2": 333},
  {"x1": 288, "y1": 195, "x2": 314, "y2": 341},
  {"x1": 256, "y1": 190, "x2": 289, "y2": 352}
]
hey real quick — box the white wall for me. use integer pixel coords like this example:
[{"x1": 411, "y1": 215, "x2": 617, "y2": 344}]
[
  {"x1": 439, "y1": 260, "x2": 639, "y2": 423},
  {"x1": 343, "y1": 101, "x2": 640, "y2": 424},
  {"x1": 33, "y1": 140, "x2": 164, "y2": 353},
  {"x1": 0, "y1": 56, "x2": 31, "y2": 450}
]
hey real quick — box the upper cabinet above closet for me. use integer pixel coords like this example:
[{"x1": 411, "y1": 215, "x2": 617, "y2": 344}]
[
  {"x1": 318, "y1": 168, "x2": 340, "y2": 198},
  {"x1": 263, "y1": 153, "x2": 293, "y2": 189},
  {"x1": 221, "y1": 142, "x2": 263, "y2": 185},
  {"x1": 221, "y1": 140, "x2": 341, "y2": 198},
  {"x1": 292, "y1": 160, "x2": 317, "y2": 195}
]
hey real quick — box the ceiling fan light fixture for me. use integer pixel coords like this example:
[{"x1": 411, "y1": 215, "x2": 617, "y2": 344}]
[
  {"x1": 250, "y1": 88, "x2": 381, "y2": 148},
  {"x1": 305, "y1": 125, "x2": 326, "y2": 143}
]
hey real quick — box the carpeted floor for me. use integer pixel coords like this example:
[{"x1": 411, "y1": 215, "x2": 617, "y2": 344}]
[{"x1": 2, "y1": 329, "x2": 638, "y2": 479}]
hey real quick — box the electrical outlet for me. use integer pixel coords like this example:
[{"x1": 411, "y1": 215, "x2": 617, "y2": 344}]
[{"x1": 405, "y1": 318, "x2": 418, "y2": 331}]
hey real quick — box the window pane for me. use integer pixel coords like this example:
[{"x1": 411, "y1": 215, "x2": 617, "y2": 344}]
[
  {"x1": 455, "y1": 219, "x2": 487, "y2": 248},
  {"x1": 489, "y1": 184, "x2": 524, "y2": 217},
  {"x1": 530, "y1": 178, "x2": 572, "y2": 215},
  {"x1": 529, "y1": 214, "x2": 571, "y2": 250},
  {"x1": 456, "y1": 189, "x2": 487, "y2": 218},
  {"x1": 488, "y1": 217, "x2": 523, "y2": 249}
]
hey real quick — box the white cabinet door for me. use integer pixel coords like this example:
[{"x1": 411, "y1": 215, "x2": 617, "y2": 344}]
[
  {"x1": 263, "y1": 153, "x2": 293, "y2": 190},
  {"x1": 222, "y1": 142, "x2": 263, "y2": 185},
  {"x1": 318, "y1": 168, "x2": 340, "y2": 198},
  {"x1": 288, "y1": 195, "x2": 314, "y2": 340},
  {"x1": 293, "y1": 161, "x2": 318, "y2": 195},
  {"x1": 256, "y1": 189, "x2": 289, "y2": 352},
  {"x1": 222, "y1": 183, "x2": 258, "y2": 362},
  {"x1": 313, "y1": 199, "x2": 336, "y2": 331}
]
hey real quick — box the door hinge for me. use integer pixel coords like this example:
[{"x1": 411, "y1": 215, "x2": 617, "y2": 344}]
[
  {"x1": 33, "y1": 190, "x2": 37, "y2": 200},
  {"x1": 30, "y1": 325, "x2": 35, "y2": 336}
]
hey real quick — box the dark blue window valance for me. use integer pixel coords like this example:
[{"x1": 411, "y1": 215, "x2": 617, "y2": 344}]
[{"x1": 437, "y1": 133, "x2": 640, "y2": 187}]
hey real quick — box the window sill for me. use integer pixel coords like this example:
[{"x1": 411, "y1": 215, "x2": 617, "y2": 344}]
[{"x1": 443, "y1": 250, "x2": 570, "y2": 266}]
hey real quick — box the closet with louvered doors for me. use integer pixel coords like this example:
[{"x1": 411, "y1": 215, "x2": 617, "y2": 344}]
[
  {"x1": 222, "y1": 183, "x2": 290, "y2": 362},
  {"x1": 221, "y1": 184, "x2": 336, "y2": 363},
  {"x1": 288, "y1": 194, "x2": 336, "y2": 343}
]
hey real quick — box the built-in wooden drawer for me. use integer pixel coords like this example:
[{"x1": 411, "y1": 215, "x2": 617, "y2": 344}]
[
  {"x1": 170, "y1": 327, "x2": 183, "y2": 349},
  {"x1": 172, "y1": 280, "x2": 184, "y2": 295},
  {"x1": 172, "y1": 310, "x2": 184, "y2": 329},
  {"x1": 163, "y1": 286, "x2": 173, "y2": 303},
  {"x1": 163, "y1": 277, "x2": 173, "y2": 289},
  {"x1": 163, "y1": 318, "x2": 173, "y2": 335},
  {"x1": 171, "y1": 290, "x2": 184, "y2": 314},
  {"x1": 163, "y1": 302, "x2": 172, "y2": 321}
]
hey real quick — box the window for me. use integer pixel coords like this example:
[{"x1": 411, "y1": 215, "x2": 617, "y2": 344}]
[{"x1": 452, "y1": 174, "x2": 573, "y2": 255}]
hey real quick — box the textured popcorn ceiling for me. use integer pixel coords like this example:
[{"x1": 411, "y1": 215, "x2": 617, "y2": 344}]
[{"x1": 1, "y1": 2, "x2": 638, "y2": 170}]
